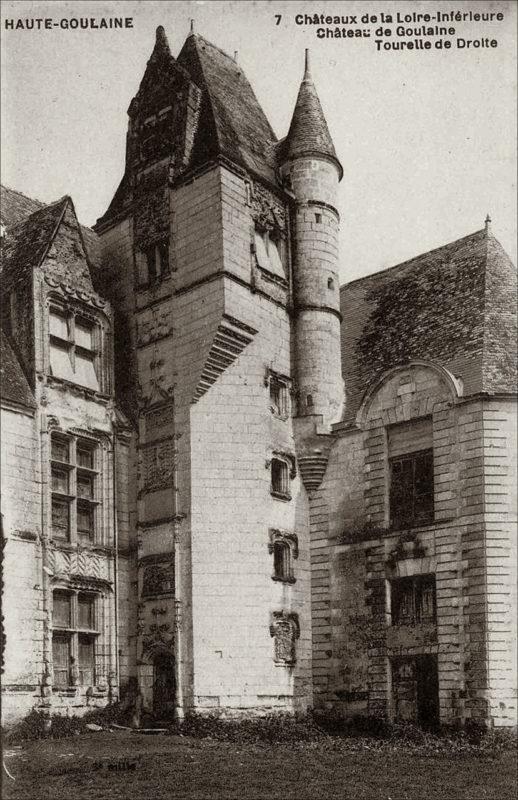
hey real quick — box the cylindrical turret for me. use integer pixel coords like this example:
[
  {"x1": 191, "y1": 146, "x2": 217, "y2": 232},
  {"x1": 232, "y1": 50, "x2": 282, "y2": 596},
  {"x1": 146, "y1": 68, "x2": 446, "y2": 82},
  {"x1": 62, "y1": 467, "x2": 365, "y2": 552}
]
[{"x1": 281, "y1": 51, "x2": 344, "y2": 427}]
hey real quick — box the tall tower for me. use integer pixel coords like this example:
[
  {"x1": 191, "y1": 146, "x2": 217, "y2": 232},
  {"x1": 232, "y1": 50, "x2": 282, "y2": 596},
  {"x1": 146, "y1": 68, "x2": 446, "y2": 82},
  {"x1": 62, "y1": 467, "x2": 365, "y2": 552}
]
[{"x1": 280, "y1": 51, "x2": 344, "y2": 429}]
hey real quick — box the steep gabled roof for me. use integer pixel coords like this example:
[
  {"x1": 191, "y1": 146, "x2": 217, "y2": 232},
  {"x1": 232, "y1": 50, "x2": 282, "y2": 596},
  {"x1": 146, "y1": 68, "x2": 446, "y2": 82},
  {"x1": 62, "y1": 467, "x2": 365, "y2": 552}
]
[
  {"x1": 1, "y1": 194, "x2": 101, "y2": 296},
  {"x1": 178, "y1": 33, "x2": 279, "y2": 185},
  {"x1": 0, "y1": 327, "x2": 35, "y2": 410},
  {"x1": 0, "y1": 185, "x2": 45, "y2": 228},
  {"x1": 282, "y1": 52, "x2": 342, "y2": 179},
  {"x1": 0, "y1": 184, "x2": 103, "y2": 276},
  {"x1": 340, "y1": 225, "x2": 517, "y2": 424},
  {"x1": 1, "y1": 197, "x2": 69, "y2": 291}
]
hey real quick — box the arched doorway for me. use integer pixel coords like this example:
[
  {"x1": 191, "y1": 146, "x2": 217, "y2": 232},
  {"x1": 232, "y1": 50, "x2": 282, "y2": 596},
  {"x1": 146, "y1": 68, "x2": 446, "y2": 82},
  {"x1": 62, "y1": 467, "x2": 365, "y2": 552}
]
[{"x1": 152, "y1": 648, "x2": 176, "y2": 717}]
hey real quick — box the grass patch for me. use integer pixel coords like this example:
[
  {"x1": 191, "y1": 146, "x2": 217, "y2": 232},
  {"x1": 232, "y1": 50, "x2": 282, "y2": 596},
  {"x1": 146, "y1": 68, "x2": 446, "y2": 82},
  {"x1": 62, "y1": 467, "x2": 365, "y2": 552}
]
[{"x1": 2, "y1": 729, "x2": 517, "y2": 800}]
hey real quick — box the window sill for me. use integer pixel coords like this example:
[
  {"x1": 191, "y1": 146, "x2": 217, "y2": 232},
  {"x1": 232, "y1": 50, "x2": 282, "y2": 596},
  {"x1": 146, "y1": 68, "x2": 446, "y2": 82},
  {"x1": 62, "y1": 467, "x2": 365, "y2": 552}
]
[
  {"x1": 271, "y1": 575, "x2": 296, "y2": 585},
  {"x1": 257, "y1": 266, "x2": 288, "y2": 288},
  {"x1": 270, "y1": 490, "x2": 292, "y2": 502},
  {"x1": 46, "y1": 375, "x2": 109, "y2": 400}
]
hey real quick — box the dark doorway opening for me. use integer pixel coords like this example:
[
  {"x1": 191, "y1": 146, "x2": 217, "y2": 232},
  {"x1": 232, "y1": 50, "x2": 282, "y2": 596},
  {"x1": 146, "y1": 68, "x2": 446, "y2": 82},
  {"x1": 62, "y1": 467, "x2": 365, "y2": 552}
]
[
  {"x1": 392, "y1": 654, "x2": 439, "y2": 729},
  {"x1": 152, "y1": 651, "x2": 176, "y2": 717}
]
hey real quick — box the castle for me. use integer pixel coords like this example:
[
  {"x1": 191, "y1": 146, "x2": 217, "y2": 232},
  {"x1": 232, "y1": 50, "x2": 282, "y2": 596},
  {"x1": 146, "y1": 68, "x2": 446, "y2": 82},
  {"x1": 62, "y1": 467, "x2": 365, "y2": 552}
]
[{"x1": 1, "y1": 26, "x2": 516, "y2": 729}]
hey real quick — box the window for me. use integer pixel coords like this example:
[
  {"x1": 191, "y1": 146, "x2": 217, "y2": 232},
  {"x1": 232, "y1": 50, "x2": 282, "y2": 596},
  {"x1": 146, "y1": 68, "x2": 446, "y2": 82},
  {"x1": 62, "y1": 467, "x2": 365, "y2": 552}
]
[
  {"x1": 391, "y1": 574, "x2": 436, "y2": 626},
  {"x1": 271, "y1": 456, "x2": 291, "y2": 500},
  {"x1": 51, "y1": 434, "x2": 99, "y2": 544},
  {"x1": 327, "y1": 277, "x2": 334, "y2": 290},
  {"x1": 52, "y1": 590, "x2": 99, "y2": 687},
  {"x1": 268, "y1": 530, "x2": 298, "y2": 583},
  {"x1": 388, "y1": 418, "x2": 434, "y2": 529},
  {"x1": 268, "y1": 373, "x2": 289, "y2": 417},
  {"x1": 254, "y1": 229, "x2": 286, "y2": 280},
  {"x1": 49, "y1": 308, "x2": 100, "y2": 391},
  {"x1": 137, "y1": 239, "x2": 170, "y2": 287}
]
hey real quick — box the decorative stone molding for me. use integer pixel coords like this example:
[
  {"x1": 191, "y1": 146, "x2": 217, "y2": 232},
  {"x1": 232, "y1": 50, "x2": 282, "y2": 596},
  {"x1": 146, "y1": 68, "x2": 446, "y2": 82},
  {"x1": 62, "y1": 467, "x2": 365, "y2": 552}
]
[
  {"x1": 250, "y1": 182, "x2": 286, "y2": 234},
  {"x1": 136, "y1": 308, "x2": 173, "y2": 346},
  {"x1": 49, "y1": 548, "x2": 111, "y2": 583},
  {"x1": 297, "y1": 453, "x2": 329, "y2": 492},
  {"x1": 192, "y1": 317, "x2": 257, "y2": 403},
  {"x1": 139, "y1": 439, "x2": 175, "y2": 494},
  {"x1": 268, "y1": 529, "x2": 299, "y2": 560},
  {"x1": 269, "y1": 611, "x2": 300, "y2": 666},
  {"x1": 45, "y1": 275, "x2": 108, "y2": 309}
]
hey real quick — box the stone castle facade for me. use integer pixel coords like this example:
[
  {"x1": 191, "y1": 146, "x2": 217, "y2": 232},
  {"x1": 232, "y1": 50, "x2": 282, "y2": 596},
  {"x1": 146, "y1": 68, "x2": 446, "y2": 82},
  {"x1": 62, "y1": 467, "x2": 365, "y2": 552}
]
[{"x1": 1, "y1": 26, "x2": 516, "y2": 729}]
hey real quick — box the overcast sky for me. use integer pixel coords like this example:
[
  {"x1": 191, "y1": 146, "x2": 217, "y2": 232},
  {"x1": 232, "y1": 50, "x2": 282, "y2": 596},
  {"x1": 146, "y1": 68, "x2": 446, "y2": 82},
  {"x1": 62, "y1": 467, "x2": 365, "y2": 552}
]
[{"x1": 1, "y1": 0, "x2": 516, "y2": 282}]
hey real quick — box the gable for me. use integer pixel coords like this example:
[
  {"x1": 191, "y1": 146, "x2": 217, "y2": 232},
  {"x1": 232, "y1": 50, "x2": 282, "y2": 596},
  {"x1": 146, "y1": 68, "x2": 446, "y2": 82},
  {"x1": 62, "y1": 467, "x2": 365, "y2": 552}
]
[{"x1": 340, "y1": 228, "x2": 516, "y2": 424}]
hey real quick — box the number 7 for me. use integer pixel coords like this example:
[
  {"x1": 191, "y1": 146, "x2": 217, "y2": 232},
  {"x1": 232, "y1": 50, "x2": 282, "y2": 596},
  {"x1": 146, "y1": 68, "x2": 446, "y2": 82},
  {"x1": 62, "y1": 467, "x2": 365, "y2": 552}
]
[{"x1": 275, "y1": 14, "x2": 282, "y2": 25}]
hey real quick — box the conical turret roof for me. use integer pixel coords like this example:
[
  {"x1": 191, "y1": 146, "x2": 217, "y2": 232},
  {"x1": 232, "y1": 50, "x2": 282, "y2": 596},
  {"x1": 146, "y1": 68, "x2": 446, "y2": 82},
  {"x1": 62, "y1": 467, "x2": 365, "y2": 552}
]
[{"x1": 283, "y1": 51, "x2": 342, "y2": 179}]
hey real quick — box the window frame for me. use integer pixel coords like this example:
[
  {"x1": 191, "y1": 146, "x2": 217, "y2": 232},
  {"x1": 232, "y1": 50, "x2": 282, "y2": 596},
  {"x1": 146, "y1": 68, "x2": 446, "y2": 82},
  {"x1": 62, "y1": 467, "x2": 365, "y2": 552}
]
[
  {"x1": 389, "y1": 447, "x2": 434, "y2": 530},
  {"x1": 268, "y1": 372, "x2": 290, "y2": 418},
  {"x1": 51, "y1": 589, "x2": 99, "y2": 688},
  {"x1": 50, "y1": 433, "x2": 100, "y2": 545},
  {"x1": 391, "y1": 574, "x2": 437, "y2": 626},
  {"x1": 253, "y1": 227, "x2": 287, "y2": 284},
  {"x1": 48, "y1": 305, "x2": 101, "y2": 392},
  {"x1": 270, "y1": 456, "x2": 291, "y2": 501},
  {"x1": 136, "y1": 239, "x2": 170, "y2": 289},
  {"x1": 268, "y1": 529, "x2": 298, "y2": 584}
]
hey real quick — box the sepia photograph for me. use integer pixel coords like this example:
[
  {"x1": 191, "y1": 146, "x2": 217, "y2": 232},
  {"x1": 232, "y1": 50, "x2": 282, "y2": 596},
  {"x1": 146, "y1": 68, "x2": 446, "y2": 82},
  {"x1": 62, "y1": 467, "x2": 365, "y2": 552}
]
[{"x1": 1, "y1": 1, "x2": 516, "y2": 798}]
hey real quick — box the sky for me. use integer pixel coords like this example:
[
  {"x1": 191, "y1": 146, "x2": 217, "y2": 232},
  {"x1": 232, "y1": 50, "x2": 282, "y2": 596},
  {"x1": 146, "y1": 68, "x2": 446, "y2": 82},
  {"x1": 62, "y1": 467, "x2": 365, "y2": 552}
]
[{"x1": 1, "y1": 0, "x2": 516, "y2": 282}]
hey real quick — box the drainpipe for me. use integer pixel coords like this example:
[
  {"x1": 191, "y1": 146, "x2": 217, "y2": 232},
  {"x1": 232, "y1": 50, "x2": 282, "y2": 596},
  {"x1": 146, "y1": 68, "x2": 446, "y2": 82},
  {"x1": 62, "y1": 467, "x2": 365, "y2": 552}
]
[
  {"x1": 111, "y1": 431, "x2": 120, "y2": 698},
  {"x1": 171, "y1": 394, "x2": 184, "y2": 720},
  {"x1": 39, "y1": 405, "x2": 53, "y2": 706}
]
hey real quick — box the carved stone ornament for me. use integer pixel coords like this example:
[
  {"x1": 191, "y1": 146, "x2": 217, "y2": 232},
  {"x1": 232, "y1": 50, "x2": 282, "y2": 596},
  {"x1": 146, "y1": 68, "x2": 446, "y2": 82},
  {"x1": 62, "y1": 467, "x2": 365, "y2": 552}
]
[
  {"x1": 250, "y1": 182, "x2": 286, "y2": 234},
  {"x1": 140, "y1": 440, "x2": 175, "y2": 493},
  {"x1": 268, "y1": 529, "x2": 299, "y2": 560},
  {"x1": 269, "y1": 611, "x2": 300, "y2": 666},
  {"x1": 45, "y1": 275, "x2": 108, "y2": 308}
]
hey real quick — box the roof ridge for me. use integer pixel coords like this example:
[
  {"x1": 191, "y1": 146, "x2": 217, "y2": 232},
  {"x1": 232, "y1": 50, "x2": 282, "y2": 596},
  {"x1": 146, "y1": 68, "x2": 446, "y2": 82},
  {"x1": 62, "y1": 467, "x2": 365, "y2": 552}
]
[
  {"x1": 188, "y1": 32, "x2": 239, "y2": 66},
  {"x1": 341, "y1": 227, "x2": 488, "y2": 289},
  {"x1": 0, "y1": 183, "x2": 46, "y2": 208}
]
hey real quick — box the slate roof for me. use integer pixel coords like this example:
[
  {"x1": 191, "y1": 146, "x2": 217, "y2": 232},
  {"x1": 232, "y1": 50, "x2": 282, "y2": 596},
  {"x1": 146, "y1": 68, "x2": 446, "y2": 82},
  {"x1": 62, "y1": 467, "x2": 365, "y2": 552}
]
[
  {"x1": 0, "y1": 187, "x2": 103, "y2": 288},
  {"x1": 1, "y1": 197, "x2": 69, "y2": 291},
  {"x1": 282, "y1": 55, "x2": 342, "y2": 178},
  {"x1": 0, "y1": 327, "x2": 35, "y2": 410},
  {"x1": 0, "y1": 185, "x2": 45, "y2": 228},
  {"x1": 177, "y1": 33, "x2": 279, "y2": 185},
  {"x1": 340, "y1": 226, "x2": 517, "y2": 424}
]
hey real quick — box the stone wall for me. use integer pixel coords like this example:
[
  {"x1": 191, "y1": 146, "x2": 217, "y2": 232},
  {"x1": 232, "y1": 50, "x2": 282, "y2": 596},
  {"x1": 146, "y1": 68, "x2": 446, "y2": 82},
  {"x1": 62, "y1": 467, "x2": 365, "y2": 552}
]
[{"x1": 314, "y1": 361, "x2": 517, "y2": 727}]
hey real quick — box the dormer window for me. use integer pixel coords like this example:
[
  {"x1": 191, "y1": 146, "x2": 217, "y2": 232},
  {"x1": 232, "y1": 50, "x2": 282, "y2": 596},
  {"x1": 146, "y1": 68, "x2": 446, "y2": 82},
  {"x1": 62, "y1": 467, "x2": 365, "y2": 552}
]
[
  {"x1": 49, "y1": 308, "x2": 100, "y2": 391},
  {"x1": 137, "y1": 240, "x2": 170, "y2": 287},
  {"x1": 254, "y1": 229, "x2": 286, "y2": 280}
]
